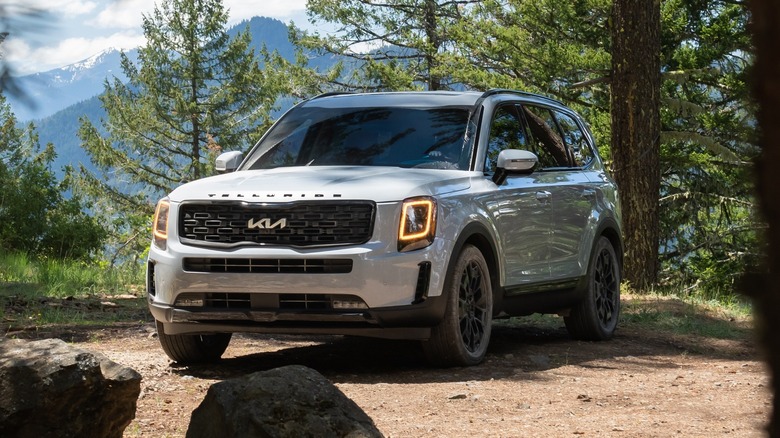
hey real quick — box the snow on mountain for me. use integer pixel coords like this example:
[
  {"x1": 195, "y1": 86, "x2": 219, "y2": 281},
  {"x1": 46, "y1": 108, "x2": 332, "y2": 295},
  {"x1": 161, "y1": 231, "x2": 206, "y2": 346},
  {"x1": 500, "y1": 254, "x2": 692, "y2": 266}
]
[
  {"x1": 6, "y1": 48, "x2": 138, "y2": 121},
  {"x1": 10, "y1": 16, "x2": 306, "y2": 179}
]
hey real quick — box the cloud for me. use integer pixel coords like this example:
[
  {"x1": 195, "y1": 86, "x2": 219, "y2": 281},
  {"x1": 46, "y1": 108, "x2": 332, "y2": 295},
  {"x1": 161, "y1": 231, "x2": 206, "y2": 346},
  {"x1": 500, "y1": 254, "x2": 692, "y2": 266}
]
[
  {"x1": 225, "y1": 0, "x2": 308, "y2": 24},
  {"x1": 90, "y1": 0, "x2": 308, "y2": 29},
  {"x1": 91, "y1": 0, "x2": 155, "y2": 29},
  {"x1": 26, "y1": 0, "x2": 99, "y2": 18},
  {"x1": 5, "y1": 31, "x2": 145, "y2": 74},
  {"x1": 4, "y1": 0, "x2": 314, "y2": 75}
]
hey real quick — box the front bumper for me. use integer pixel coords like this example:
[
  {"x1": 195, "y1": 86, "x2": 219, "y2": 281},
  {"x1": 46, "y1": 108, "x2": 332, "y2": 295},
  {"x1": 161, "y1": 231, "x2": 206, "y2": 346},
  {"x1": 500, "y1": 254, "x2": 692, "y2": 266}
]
[
  {"x1": 148, "y1": 294, "x2": 445, "y2": 339},
  {"x1": 147, "y1": 230, "x2": 453, "y2": 339}
]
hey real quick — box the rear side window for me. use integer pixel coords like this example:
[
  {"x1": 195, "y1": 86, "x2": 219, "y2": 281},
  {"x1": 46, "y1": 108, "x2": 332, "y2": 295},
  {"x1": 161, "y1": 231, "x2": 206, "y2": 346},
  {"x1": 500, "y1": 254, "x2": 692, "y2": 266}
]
[{"x1": 554, "y1": 111, "x2": 594, "y2": 167}]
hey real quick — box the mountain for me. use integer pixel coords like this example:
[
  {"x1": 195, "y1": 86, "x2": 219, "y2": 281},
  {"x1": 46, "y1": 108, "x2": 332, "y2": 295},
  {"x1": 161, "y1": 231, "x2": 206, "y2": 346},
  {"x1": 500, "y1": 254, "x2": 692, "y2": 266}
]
[
  {"x1": 12, "y1": 16, "x2": 338, "y2": 177},
  {"x1": 7, "y1": 49, "x2": 138, "y2": 121},
  {"x1": 7, "y1": 16, "x2": 305, "y2": 122}
]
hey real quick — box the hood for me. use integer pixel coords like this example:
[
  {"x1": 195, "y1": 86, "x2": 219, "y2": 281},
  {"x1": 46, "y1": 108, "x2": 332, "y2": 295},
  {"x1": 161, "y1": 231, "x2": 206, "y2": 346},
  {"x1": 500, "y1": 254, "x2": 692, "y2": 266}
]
[{"x1": 168, "y1": 166, "x2": 473, "y2": 203}]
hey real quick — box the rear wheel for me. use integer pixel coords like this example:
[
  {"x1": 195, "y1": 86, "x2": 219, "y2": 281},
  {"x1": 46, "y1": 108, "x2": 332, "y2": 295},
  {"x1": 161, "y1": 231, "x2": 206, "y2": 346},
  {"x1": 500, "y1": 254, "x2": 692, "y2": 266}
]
[
  {"x1": 156, "y1": 321, "x2": 232, "y2": 363},
  {"x1": 422, "y1": 244, "x2": 493, "y2": 367},
  {"x1": 564, "y1": 237, "x2": 621, "y2": 340}
]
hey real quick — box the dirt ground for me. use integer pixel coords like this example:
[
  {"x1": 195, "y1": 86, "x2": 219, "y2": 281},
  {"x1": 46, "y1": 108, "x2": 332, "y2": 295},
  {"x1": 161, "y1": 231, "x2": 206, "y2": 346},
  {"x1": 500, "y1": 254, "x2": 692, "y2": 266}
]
[{"x1": 7, "y1": 300, "x2": 767, "y2": 438}]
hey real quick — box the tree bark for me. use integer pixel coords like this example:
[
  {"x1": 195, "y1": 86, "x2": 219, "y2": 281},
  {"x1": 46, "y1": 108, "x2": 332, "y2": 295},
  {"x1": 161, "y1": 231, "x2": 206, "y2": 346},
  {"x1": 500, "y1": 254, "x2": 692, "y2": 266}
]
[
  {"x1": 610, "y1": 0, "x2": 662, "y2": 289},
  {"x1": 745, "y1": 1, "x2": 780, "y2": 435}
]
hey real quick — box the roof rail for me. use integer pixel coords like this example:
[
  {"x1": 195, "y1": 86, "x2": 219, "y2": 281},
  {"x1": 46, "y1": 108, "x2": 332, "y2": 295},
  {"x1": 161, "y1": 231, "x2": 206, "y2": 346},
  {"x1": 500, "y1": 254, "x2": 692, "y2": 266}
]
[
  {"x1": 479, "y1": 88, "x2": 563, "y2": 106},
  {"x1": 309, "y1": 91, "x2": 354, "y2": 101}
]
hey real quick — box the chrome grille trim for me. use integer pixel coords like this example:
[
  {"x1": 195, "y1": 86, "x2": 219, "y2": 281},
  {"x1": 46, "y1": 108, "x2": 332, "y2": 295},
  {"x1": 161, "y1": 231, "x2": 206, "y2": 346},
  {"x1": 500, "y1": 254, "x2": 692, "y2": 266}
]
[{"x1": 178, "y1": 201, "x2": 375, "y2": 248}]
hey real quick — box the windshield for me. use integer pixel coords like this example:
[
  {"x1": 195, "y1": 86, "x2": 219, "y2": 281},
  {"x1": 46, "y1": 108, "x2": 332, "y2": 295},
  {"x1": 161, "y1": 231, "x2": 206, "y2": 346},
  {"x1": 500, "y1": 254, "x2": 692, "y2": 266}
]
[{"x1": 242, "y1": 106, "x2": 475, "y2": 170}]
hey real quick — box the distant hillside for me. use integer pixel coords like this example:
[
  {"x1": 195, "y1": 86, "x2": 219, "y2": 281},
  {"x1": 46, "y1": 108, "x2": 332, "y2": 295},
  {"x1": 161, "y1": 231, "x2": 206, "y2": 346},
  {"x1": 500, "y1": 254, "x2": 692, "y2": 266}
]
[
  {"x1": 8, "y1": 50, "x2": 138, "y2": 122},
  {"x1": 35, "y1": 96, "x2": 104, "y2": 176}
]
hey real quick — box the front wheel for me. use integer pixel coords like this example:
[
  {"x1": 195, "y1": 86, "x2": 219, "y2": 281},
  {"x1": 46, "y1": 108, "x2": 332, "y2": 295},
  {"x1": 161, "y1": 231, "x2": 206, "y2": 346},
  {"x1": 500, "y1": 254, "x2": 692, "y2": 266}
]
[
  {"x1": 564, "y1": 236, "x2": 621, "y2": 340},
  {"x1": 422, "y1": 244, "x2": 493, "y2": 367},
  {"x1": 156, "y1": 321, "x2": 232, "y2": 364}
]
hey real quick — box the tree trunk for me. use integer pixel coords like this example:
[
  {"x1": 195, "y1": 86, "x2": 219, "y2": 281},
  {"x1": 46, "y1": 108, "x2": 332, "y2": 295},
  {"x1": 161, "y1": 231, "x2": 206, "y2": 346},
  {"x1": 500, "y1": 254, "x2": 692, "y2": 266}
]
[
  {"x1": 610, "y1": 0, "x2": 661, "y2": 289},
  {"x1": 745, "y1": 1, "x2": 780, "y2": 435},
  {"x1": 423, "y1": 0, "x2": 442, "y2": 91}
]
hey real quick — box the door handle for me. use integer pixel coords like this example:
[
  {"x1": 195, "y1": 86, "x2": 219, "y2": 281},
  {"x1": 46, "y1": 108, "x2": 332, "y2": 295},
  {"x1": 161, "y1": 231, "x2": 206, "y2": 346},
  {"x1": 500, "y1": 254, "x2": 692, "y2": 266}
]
[{"x1": 536, "y1": 191, "x2": 551, "y2": 202}]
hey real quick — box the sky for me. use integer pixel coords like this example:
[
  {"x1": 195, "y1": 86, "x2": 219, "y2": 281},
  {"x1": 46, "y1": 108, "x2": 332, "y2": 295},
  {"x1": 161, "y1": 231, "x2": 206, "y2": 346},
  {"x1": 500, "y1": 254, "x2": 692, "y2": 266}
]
[{"x1": 1, "y1": 0, "x2": 311, "y2": 75}]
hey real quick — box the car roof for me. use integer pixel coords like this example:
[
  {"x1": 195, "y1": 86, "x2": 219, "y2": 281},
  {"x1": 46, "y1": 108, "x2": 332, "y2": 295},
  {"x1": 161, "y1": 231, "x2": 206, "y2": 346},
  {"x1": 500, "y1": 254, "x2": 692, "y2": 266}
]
[
  {"x1": 299, "y1": 90, "x2": 565, "y2": 111},
  {"x1": 299, "y1": 91, "x2": 485, "y2": 109}
]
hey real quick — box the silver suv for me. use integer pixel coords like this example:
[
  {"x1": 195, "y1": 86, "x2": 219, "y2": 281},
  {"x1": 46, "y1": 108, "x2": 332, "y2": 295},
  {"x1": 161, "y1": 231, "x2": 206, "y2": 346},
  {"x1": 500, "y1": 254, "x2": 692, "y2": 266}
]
[{"x1": 147, "y1": 90, "x2": 622, "y2": 367}]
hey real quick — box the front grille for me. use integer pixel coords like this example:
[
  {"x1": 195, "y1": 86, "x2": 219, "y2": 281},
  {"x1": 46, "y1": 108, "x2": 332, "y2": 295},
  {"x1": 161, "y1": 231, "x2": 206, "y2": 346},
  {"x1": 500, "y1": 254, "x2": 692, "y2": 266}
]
[
  {"x1": 183, "y1": 258, "x2": 353, "y2": 274},
  {"x1": 178, "y1": 201, "x2": 375, "y2": 247},
  {"x1": 174, "y1": 293, "x2": 366, "y2": 311}
]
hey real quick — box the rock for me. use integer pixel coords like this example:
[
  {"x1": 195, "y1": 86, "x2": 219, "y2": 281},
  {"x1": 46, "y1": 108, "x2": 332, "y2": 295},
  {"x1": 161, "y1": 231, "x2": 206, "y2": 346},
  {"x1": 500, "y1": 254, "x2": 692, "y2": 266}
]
[
  {"x1": 187, "y1": 365, "x2": 383, "y2": 438},
  {"x1": 0, "y1": 338, "x2": 141, "y2": 438}
]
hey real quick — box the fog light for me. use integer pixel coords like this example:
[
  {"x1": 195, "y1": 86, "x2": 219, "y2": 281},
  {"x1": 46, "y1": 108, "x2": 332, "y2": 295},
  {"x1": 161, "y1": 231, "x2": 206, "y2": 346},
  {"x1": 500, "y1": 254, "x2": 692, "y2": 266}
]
[{"x1": 332, "y1": 300, "x2": 368, "y2": 309}]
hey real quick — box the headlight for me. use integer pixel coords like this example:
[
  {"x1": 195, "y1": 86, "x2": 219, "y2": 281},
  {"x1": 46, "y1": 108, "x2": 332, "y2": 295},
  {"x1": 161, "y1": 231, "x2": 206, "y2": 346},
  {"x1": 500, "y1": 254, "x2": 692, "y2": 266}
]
[
  {"x1": 398, "y1": 197, "x2": 436, "y2": 252},
  {"x1": 152, "y1": 198, "x2": 170, "y2": 250}
]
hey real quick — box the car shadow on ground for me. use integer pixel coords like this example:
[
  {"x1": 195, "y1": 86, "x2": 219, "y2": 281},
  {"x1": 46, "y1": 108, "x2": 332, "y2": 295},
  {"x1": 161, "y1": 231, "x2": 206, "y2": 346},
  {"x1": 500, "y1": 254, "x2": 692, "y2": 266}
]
[{"x1": 170, "y1": 316, "x2": 757, "y2": 385}]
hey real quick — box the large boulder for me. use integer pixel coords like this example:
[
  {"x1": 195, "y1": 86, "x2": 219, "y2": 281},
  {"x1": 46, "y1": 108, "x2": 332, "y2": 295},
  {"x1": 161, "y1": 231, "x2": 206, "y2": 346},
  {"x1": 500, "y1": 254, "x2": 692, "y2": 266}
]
[
  {"x1": 0, "y1": 338, "x2": 141, "y2": 438},
  {"x1": 187, "y1": 365, "x2": 383, "y2": 438}
]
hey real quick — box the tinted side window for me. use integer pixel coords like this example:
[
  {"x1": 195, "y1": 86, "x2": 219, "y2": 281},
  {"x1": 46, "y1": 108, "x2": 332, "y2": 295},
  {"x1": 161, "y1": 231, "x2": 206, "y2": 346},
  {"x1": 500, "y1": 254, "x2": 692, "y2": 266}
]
[
  {"x1": 521, "y1": 105, "x2": 573, "y2": 168},
  {"x1": 485, "y1": 105, "x2": 529, "y2": 172},
  {"x1": 554, "y1": 111, "x2": 593, "y2": 167}
]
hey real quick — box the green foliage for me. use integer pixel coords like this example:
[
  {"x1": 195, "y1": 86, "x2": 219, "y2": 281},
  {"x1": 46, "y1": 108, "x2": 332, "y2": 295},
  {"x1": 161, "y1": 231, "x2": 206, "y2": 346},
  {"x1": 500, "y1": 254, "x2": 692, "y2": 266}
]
[
  {"x1": 449, "y1": 0, "x2": 613, "y2": 148},
  {"x1": 0, "y1": 95, "x2": 106, "y2": 261},
  {"x1": 0, "y1": 251, "x2": 144, "y2": 298},
  {"x1": 77, "y1": 0, "x2": 289, "y2": 261},
  {"x1": 657, "y1": 0, "x2": 758, "y2": 294},
  {"x1": 297, "y1": 0, "x2": 480, "y2": 91}
]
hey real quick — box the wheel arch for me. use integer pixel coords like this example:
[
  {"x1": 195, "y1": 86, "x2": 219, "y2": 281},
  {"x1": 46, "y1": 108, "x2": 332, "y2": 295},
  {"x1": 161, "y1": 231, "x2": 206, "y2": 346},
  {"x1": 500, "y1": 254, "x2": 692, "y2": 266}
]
[
  {"x1": 595, "y1": 217, "x2": 624, "y2": 275},
  {"x1": 448, "y1": 222, "x2": 503, "y2": 311}
]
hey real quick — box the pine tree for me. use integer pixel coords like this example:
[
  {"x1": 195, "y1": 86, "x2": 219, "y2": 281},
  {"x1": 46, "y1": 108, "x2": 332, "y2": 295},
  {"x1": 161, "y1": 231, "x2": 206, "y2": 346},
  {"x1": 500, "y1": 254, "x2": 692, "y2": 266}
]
[
  {"x1": 77, "y1": 0, "x2": 287, "y2": 259},
  {"x1": 657, "y1": 0, "x2": 758, "y2": 293},
  {"x1": 296, "y1": 0, "x2": 479, "y2": 90},
  {"x1": 610, "y1": 0, "x2": 662, "y2": 289},
  {"x1": 443, "y1": 0, "x2": 613, "y2": 145},
  {"x1": 79, "y1": 0, "x2": 284, "y2": 214}
]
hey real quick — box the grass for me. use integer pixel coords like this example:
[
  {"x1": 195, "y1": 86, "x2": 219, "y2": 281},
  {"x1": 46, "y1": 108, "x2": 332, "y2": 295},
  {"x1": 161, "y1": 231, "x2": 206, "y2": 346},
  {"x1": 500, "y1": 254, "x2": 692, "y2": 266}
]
[
  {"x1": 494, "y1": 287, "x2": 753, "y2": 345},
  {"x1": 0, "y1": 252, "x2": 148, "y2": 330},
  {"x1": 620, "y1": 287, "x2": 753, "y2": 341},
  {"x1": 0, "y1": 252, "x2": 144, "y2": 298},
  {"x1": 0, "y1": 251, "x2": 756, "y2": 345}
]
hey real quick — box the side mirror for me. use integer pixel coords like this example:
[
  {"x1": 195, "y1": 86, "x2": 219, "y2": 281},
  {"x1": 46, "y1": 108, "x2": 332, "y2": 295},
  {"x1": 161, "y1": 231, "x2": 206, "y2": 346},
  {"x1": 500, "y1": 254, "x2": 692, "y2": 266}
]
[
  {"x1": 493, "y1": 149, "x2": 538, "y2": 185},
  {"x1": 215, "y1": 151, "x2": 243, "y2": 173}
]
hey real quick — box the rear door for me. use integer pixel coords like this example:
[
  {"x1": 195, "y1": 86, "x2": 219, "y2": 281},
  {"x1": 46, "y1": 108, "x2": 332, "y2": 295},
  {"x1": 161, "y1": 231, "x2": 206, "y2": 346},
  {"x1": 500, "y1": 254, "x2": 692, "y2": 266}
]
[{"x1": 520, "y1": 104, "x2": 598, "y2": 280}]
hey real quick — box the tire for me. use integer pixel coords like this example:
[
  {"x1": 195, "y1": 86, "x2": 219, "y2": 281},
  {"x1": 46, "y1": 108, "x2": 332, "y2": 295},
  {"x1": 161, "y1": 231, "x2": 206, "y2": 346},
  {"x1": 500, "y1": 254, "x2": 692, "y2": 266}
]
[
  {"x1": 156, "y1": 321, "x2": 232, "y2": 363},
  {"x1": 422, "y1": 244, "x2": 493, "y2": 367},
  {"x1": 564, "y1": 236, "x2": 621, "y2": 340}
]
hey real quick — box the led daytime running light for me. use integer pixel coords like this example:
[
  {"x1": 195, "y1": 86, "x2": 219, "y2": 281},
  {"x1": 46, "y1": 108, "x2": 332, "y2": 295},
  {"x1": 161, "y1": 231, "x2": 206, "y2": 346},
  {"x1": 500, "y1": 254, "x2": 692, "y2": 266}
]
[
  {"x1": 399, "y1": 199, "x2": 435, "y2": 241},
  {"x1": 153, "y1": 199, "x2": 170, "y2": 240}
]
